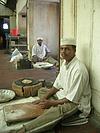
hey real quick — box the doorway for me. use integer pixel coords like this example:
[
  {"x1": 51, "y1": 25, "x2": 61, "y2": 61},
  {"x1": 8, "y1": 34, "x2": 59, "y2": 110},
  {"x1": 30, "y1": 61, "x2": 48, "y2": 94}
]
[{"x1": 0, "y1": 16, "x2": 10, "y2": 50}]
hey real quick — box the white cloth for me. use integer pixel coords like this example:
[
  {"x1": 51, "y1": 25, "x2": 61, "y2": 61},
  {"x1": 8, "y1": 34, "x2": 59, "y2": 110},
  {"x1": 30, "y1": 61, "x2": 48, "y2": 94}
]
[
  {"x1": 32, "y1": 43, "x2": 50, "y2": 59},
  {"x1": 61, "y1": 38, "x2": 76, "y2": 46},
  {"x1": 10, "y1": 48, "x2": 23, "y2": 63},
  {"x1": 53, "y1": 57, "x2": 91, "y2": 117},
  {"x1": 11, "y1": 48, "x2": 20, "y2": 57}
]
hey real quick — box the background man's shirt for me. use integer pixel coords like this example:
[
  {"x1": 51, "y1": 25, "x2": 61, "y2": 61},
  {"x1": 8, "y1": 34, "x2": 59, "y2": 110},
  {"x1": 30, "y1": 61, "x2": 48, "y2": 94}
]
[{"x1": 32, "y1": 43, "x2": 50, "y2": 59}]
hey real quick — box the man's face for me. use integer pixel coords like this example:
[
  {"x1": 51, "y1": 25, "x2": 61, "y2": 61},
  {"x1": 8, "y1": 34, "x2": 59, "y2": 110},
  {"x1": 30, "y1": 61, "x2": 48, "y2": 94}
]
[
  {"x1": 37, "y1": 40, "x2": 43, "y2": 46},
  {"x1": 60, "y1": 45, "x2": 76, "y2": 62}
]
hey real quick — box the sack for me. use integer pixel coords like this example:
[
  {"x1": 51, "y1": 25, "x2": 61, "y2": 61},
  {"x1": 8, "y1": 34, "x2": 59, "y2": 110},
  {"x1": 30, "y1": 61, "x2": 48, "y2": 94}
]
[
  {"x1": 11, "y1": 48, "x2": 20, "y2": 57},
  {"x1": 10, "y1": 48, "x2": 23, "y2": 63}
]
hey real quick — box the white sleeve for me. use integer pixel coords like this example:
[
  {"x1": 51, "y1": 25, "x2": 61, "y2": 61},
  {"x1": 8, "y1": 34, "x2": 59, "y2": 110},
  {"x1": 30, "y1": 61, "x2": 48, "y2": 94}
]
[
  {"x1": 53, "y1": 70, "x2": 63, "y2": 90},
  {"x1": 32, "y1": 45, "x2": 36, "y2": 56},
  {"x1": 45, "y1": 45, "x2": 50, "y2": 53},
  {"x1": 53, "y1": 63, "x2": 65, "y2": 90},
  {"x1": 66, "y1": 71, "x2": 84, "y2": 103}
]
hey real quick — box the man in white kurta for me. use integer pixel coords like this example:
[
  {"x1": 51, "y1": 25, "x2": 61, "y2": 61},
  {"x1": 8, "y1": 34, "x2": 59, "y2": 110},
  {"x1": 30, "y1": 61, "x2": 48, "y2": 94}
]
[
  {"x1": 54, "y1": 56, "x2": 91, "y2": 117},
  {"x1": 32, "y1": 37, "x2": 58, "y2": 66},
  {"x1": 18, "y1": 38, "x2": 91, "y2": 133},
  {"x1": 32, "y1": 37, "x2": 50, "y2": 62}
]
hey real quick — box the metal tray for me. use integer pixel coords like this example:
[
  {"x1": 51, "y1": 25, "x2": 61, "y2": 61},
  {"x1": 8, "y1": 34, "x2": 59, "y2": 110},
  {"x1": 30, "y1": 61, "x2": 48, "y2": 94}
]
[
  {"x1": 33, "y1": 62, "x2": 53, "y2": 69},
  {"x1": 0, "y1": 89, "x2": 15, "y2": 103}
]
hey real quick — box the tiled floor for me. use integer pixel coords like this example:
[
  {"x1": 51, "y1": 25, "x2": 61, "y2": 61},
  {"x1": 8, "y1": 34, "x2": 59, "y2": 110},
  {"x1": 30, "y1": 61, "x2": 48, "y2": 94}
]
[
  {"x1": 0, "y1": 50, "x2": 100, "y2": 133},
  {"x1": 0, "y1": 50, "x2": 57, "y2": 89}
]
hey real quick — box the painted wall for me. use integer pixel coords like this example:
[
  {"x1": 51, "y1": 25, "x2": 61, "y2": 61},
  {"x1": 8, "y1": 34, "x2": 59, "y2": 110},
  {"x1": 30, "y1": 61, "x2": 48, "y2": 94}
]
[
  {"x1": 61, "y1": 0, "x2": 75, "y2": 39},
  {"x1": 10, "y1": 16, "x2": 16, "y2": 29},
  {"x1": 61, "y1": 0, "x2": 100, "y2": 118},
  {"x1": 18, "y1": 14, "x2": 26, "y2": 36},
  {"x1": 76, "y1": 0, "x2": 92, "y2": 68},
  {"x1": 16, "y1": 0, "x2": 27, "y2": 29},
  {"x1": 60, "y1": 0, "x2": 75, "y2": 65},
  {"x1": 77, "y1": 0, "x2": 100, "y2": 118},
  {"x1": 90, "y1": 0, "x2": 100, "y2": 117},
  {"x1": 16, "y1": 0, "x2": 27, "y2": 13}
]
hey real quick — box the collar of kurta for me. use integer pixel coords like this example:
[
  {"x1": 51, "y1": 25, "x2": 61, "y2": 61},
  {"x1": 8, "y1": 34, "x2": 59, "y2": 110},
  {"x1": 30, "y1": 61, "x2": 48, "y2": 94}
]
[
  {"x1": 63, "y1": 56, "x2": 77, "y2": 69},
  {"x1": 37, "y1": 43, "x2": 43, "y2": 47}
]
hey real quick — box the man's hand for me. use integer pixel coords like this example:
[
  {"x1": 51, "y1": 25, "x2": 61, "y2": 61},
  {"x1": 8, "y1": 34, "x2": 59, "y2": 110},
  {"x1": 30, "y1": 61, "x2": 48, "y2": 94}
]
[
  {"x1": 32, "y1": 99, "x2": 41, "y2": 104},
  {"x1": 37, "y1": 99, "x2": 66, "y2": 109},
  {"x1": 32, "y1": 55, "x2": 43, "y2": 62},
  {"x1": 32, "y1": 98, "x2": 68, "y2": 109},
  {"x1": 38, "y1": 57, "x2": 43, "y2": 62},
  {"x1": 32, "y1": 55, "x2": 38, "y2": 63},
  {"x1": 43, "y1": 56, "x2": 48, "y2": 61},
  {"x1": 38, "y1": 99, "x2": 56, "y2": 109},
  {"x1": 32, "y1": 99, "x2": 51, "y2": 109}
]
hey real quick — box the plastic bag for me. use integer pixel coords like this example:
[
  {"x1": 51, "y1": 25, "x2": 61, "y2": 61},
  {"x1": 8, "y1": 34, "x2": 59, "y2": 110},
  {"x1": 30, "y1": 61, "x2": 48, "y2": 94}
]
[{"x1": 10, "y1": 48, "x2": 23, "y2": 64}]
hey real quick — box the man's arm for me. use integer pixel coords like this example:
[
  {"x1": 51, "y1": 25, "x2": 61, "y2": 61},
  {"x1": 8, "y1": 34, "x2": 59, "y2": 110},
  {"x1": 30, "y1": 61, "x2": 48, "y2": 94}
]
[
  {"x1": 32, "y1": 55, "x2": 38, "y2": 63},
  {"x1": 43, "y1": 45, "x2": 51, "y2": 59},
  {"x1": 32, "y1": 55, "x2": 43, "y2": 63},
  {"x1": 38, "y1": 87, "x2": 69, "y2": 109},
  {"x1": 38, "y1": 97, "x2": 69, "y2": 109},
  {"x1": 43, "y1": 87, "x2": 58, "y2": 100}
]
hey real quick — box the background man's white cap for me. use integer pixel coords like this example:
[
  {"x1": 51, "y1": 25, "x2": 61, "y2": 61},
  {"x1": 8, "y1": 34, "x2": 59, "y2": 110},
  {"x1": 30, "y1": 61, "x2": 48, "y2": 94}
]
[
  {"x1": 37, "y1": 37, "x2": 43, "y2": 41},
  {"x1": 61, "y1": 38, "x2": 76, "y2": 46}
]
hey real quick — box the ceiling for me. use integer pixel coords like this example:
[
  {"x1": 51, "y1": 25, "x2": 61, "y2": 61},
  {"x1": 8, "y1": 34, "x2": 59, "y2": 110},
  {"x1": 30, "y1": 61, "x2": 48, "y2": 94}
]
[
  {"x1": 0, "y1": 0, "x2": 17, "y2": 12},
  {"x1": 6, "y1": 0, "x2": 17, "y2": 11}
]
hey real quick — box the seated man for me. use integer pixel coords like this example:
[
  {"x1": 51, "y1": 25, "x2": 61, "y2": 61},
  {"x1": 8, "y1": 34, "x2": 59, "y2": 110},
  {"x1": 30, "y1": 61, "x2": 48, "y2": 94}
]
[
  {"x1": 32, "y1": 37, "x2": 58, "y2": 66},
  {"x1": 20, "y1": 38, "x2": 91, "y2": 132}
]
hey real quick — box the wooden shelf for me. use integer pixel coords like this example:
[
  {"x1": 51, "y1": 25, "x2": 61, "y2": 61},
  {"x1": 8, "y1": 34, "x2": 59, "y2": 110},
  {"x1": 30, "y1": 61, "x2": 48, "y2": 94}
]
[
  {"x1": 9, "y1": 36, "x2": 27, "y2": 54},
  {"x1": 10, "y1": 44, "x2": 27, "y2": 48}
]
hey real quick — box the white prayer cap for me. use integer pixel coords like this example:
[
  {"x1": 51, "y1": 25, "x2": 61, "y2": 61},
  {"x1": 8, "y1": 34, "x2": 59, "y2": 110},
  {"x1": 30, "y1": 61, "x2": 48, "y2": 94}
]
[
  {"x1": 61, "y1": 38, "x2": 76, "y2": 46},
  {"x1": 37, "y1": 37, "x2": 43, "y2": 41}
]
